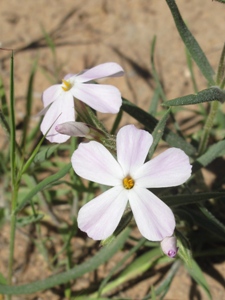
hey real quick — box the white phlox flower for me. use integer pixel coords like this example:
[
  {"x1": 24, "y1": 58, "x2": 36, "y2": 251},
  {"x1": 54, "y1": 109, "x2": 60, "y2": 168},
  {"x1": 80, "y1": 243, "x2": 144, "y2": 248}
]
[
  {"x1": 40, "y1": 62, "x2": 124, "y2": 143},
  {"x1": 71, "y1": 125, "x2": 192, "y2": 241}
]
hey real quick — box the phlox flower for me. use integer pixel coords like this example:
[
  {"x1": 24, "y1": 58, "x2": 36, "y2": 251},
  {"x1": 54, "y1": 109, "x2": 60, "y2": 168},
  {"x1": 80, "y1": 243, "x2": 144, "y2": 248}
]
[
  {"x1": 40, "y1": 62, "x2": 124, "y2": 143},
  {"x1": 71, "y1": 125, "x2": 192, "y2": 241}
]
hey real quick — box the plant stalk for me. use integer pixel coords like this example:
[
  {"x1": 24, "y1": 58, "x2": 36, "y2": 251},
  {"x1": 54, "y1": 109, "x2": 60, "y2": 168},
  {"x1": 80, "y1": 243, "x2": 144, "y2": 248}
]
[{"x1": 198, "y1": 100, "x2": 219, "y2": 155}]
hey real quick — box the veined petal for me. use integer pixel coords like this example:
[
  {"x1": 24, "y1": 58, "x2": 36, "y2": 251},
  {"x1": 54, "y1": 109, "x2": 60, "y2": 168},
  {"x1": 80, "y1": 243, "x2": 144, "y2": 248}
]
[
  {"x1": 78, "y1": 186, "x2": 128, "y2": 240},
  {"x1": 71, "y1": 83, "x2": 122, "y2": 113},
  {"x1": 71, "y1": 141, "x2": 123, "y2": 186},
  {"x1": 117, "y1": 125, "x2": 153, "y2": 176},
  {"x1": 75, "y1": 62, "x2": 124, "y2": 82},
  {"x1": 42, "y1": 84, "x2": 62, "y2": 108},
  {"x1": 129, "y1": 187, "x2": 175, "y2": 241},
  {"x1": 135, "y1": 148, "x2": 192, "y2": 188},
  {"x1": 40, "y1": 93, "x2": 75, "y2": 143}
]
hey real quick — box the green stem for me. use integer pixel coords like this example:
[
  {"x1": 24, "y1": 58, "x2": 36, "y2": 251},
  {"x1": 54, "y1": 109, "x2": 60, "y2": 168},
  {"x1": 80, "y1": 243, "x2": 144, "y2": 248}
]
[
  {"x1": 7, "y1": 51, "x2": 18, "y2": 300},
  {"x1": 7, "y1": 188, "x2": 18, "y2": 286},
  {"x1": 198, "y1": 100, "x2": 219, "y2": 155}
]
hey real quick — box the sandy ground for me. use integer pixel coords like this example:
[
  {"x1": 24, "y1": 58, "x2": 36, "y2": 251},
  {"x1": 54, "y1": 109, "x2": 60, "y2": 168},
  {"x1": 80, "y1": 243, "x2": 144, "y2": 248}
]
[{"x1": 0, "y1": 0, "x2": 225, "y2": 299}]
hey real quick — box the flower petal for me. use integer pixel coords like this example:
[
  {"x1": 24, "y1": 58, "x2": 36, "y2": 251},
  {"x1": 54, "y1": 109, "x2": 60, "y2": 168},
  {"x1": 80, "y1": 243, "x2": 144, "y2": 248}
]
[
  {"x1": 71, "y1": 141, "x2": 123, "y2": 186},
  {"x1": 40, "y1": 93, "x2": 75, "y2": 143},
  {"x1": 135, "y1": 148, "x2": 192, "y2": 188},
  {"x1": 129, "y1": 187, "x2": 175, "y2": 241},
  {"x1": 117, "y1": 125, "x2": 153, "y2": 176},
  {"x1": 75, "y1": 62, "x2": 124, "y2": 82},
  {"x1": 71, "y1": 83, "x2": 122, "y2": 113},
  {"x1": 78, "y1": 186, "x2": 128, "y2": 240},
  {"x1": 42, "y1": 84, "x2": 62, "y2": 108}
]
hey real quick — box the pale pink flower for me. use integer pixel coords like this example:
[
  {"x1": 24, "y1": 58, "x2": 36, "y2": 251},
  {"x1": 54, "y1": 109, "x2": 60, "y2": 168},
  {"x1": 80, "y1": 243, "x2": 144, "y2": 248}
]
[
  {"x1": 160, "y1": 236, "x2": 178, "y2": 258},
  {"x1": 40, "y1": 62, "x2": 124, "y2": 143},
  {"x1": 71, "y1": 125, "x2": 192, "y2": 241}
]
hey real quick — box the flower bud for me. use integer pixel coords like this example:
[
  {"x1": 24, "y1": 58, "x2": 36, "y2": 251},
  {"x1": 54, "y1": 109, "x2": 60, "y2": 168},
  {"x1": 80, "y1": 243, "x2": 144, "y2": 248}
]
[
  {"x1": 55, "y1": 122, "x2": 90, "y2": 137},
  {"x1": 160, "y1": 236, "x2": 178, "y2": 258}
]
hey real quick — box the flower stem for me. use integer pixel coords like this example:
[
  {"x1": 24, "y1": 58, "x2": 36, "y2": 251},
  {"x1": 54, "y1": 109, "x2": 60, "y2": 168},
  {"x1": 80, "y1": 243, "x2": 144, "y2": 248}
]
[
  {"x1": 7, "y1": 51, "x2": 18, "y2": 300},
  {"x1": 198, "y1": 100, "x2": 219, "y2": 155}
]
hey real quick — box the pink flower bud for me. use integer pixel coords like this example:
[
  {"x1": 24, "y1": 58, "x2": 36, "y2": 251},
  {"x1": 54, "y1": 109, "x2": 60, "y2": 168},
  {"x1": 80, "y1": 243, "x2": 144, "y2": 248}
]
[
  {"x1": 160, "y1": 236, "x2": 178, "y2": 258},
  {"x1": 55, "y1": 122, "x2": 90, "y2": 137}
]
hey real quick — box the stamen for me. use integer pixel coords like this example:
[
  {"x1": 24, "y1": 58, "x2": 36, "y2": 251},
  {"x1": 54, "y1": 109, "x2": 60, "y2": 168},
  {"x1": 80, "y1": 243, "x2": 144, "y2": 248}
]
[
  {"x1": 123, "y1": 176, "x2": 135, "y2": 189},
  {"x1": 62, "y1": 79, "x2": 72, "y2": 91}
]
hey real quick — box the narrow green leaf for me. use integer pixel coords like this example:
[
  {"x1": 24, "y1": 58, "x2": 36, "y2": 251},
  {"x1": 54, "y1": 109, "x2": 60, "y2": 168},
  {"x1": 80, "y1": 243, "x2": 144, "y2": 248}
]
[
  {"x1": 166, "y1": 0, "x2": 215, "y2": 85},
  {"x1": 163, "y1": 87, "x2": 225, "y2": 107},
  {"x1": 21, "y1": 58, "x2": 38, "y2": 150},
  {"x1": 148, "y1": 260, "x2": 181, "y2": 300},
  {"x1": 17, "y1": 214, "x2": 44, "y2": 227},
  {"x1": 176, "y1": 230, "x2": 192, "y2": 268},
  {"x1": 149, "y1": 109, "x2": 170, "y2": 158},
  {"x1": 15, "y1": 163, "x2": 71, "y2": 214},
  {"x1": 122, "y1": 98, "x2": 196, "y2": 156},
  {"x1": 0, "y1": 228, "x2": 130, "y2": 295},
  {"x1": 150, "y1": 36, "x2": 167, "y2": 103},
  {"x1": 0, "y1": 77, "x2": 9, "y2": 117},
  {"x1": 185, "y1": 258, "x2": 212, "y2": 300},
  {"x1": 193, "y1": 140, "x2": 225, "y2": 173},
  {"x1": 96, "y1": 248, "x2": 161, "y2": 296},
  {"x1": 33, "y1": 144, "x2": 59, "y2": 164},
  {"x1": 216, "y1": 42, "x2": 225, "y2": 84},
  {"x1": 162, "y1": 192, "x2": 225, "y2": 207},
  {"x1": 98, "y1": 238, "x2": 146, "y2": 297}
]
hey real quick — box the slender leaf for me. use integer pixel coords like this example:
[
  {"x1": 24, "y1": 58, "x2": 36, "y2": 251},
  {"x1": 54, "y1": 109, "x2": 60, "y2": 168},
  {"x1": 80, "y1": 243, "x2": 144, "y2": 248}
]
[
  {"x1": 193, "y1": 139, "x2": 225, "y2": 173},
  {"x1": 166, "y1": 0, "x2": 215, "y2": 85},
  {"x1": 33, "y1": 144, "x2": 59, "y2": 164},
  {"x1": 149, "y1": 109, "x2": 171, "y2": 158},
  {"x1": 21, "y1": 58, "x2": 38, "y2": 150},
  {"x1": 163, "y1": 87, "x2": 225, "y2": 107},
  {"x1": 17, "y1": 214, "x2": 44, "y2": 227},
  {"x1": 162, "y1": 192, "x2": 225, "y2": 207},
  {"x1": 94, "y1": 248, "x2": 162, "y2": 297},
  {"x1": 185, "y1": 258, "x2": 212, "y2": 300}
]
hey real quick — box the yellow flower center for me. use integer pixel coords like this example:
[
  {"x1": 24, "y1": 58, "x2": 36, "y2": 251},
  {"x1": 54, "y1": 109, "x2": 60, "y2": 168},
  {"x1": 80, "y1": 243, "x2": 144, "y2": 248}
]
[
  {"x1": 123, "y1": 176, "x2": 135, "y2": 189},
  {"x1": 62, "y1": 79, "x2": 72, "y2": 91}
]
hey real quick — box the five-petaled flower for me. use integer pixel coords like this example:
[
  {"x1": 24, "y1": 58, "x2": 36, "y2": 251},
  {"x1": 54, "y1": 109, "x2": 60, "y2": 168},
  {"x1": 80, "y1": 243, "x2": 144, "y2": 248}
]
[
  {"x1": 71, "y1": 125, "x2": 192, "y2": 241},
  {"x1": 40, "y1": 62, "x2": 124, "y2": 143}
]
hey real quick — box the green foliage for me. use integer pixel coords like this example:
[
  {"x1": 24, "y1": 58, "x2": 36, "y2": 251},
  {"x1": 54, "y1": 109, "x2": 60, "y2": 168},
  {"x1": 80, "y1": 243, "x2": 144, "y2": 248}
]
[{"x1": 0, "y1": 1, "x2": 225, "y2": 299}]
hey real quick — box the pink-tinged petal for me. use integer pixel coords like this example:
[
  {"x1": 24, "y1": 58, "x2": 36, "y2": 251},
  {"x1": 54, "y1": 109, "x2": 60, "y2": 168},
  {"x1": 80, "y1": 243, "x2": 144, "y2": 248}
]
[
  {"x1": 42, "y1": 84, "x2": 62, "y2": 108},
  {"x1": 135, "y1": 148, "x2": 192, "y2": 188},
  {"x1": 71, "y1": 83, "x2": 122, "y2": 113},
  {"x1": 78, "y1": 186, "x2": 128, "y2": 240},
  {"x1": 75, "y1": 62, "x2": 124, "y2": 83},
  {"x1": 71, "y1": 141, "x2": 123, "y2": 186},
  {"x1": 129, "y1": 187, "x2": 175, "y2": 241},
  {"x1": 117, "y1": 125, "x2": 153, "y2": 176},
  {"x1": 64, "y1": 73, "x2": 75, "y2": 80},
  {"x1": 40, "y1": 93, "x2": 75, "y2": 143}
]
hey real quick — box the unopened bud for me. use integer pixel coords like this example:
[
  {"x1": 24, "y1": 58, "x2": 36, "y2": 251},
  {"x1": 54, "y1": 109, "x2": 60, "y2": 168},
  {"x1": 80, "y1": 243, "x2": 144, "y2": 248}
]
[
  {"x1": 55, "y1": 122, "x2": 90, "y2": 137},
  {"x1": 160, "y1": 236, "x2": 178, "y2": 258}
]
